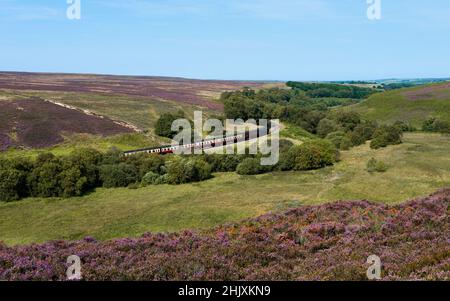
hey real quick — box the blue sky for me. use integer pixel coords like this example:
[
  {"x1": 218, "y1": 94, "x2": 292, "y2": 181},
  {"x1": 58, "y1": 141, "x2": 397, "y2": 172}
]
[{"x1": 1, "y1": 0, "x2": 450, "y2": 81}]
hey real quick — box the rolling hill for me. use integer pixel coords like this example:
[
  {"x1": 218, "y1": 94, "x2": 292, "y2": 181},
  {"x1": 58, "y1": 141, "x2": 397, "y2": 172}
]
[
  {"x1": 0, "y1": 72, "x2": 275, "y2": 152},
  {"x1": 0, "y1": 97, "x2": 133, "y2": 151},
  {"x1": 0, "y1": 72, "x2": 271, "y2": 110},
  {"x1": 347, "y1": 82, "x2": 450, "y2": 126}
]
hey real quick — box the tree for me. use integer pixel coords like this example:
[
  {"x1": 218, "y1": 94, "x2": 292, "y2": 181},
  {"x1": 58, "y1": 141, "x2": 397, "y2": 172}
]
[
  {"x1": 317, "y1": 118, "x2": 340, "y2": 138},
  {"x1": 166, "y1": 158, "x2": 212, "y2": 184},
  {"x1": 27, "y1": 161, "x2": 63, "y2": 197},
  {"x1": 288, "y1": 139, "x2": 338, "y2": 170},
  {"x1": 0, "y1": 168, "x2": 25, "y2": 201},
  {"x1": 334, "y1": 111, "x2": 361, "y2": 132},
  {"x1": 99, "y1": 163, "x2": 138, "y2": 188},
  {"x1": 59, "y1": 167, "x2": 88, "y2": 197},
  {"x1": 155, "y1": 111, "x2": 187, "y2": 139},
  {"x1": 236, "y1": 158, "x2": 263, "y2": 175},
  {"x1": 325, "y1": 131, "x2": 346, "y2": 149},
  {"x1": 370, "y1": 125, "x2": 402, "y2": 149}
]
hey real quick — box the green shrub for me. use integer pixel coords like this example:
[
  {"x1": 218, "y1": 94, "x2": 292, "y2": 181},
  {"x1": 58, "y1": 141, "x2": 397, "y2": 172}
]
[
  {"x1": 27, "y1": 161, "x2": 63, "y2": 197},
  {"x1": 126, "y1": 153, "x2": 166, "y2": 179},
  {"x1": 141, "y1": 171, "x2": 160, "y2": 186},
  {"x1": 325, "y1": 131, "x2": 346, "y2": 149},
  {"x1": 288, "y1": 139, "x2": 338, "y2": 171},
  {"x1": 340, "y1": 136, "x2": 352, "y2": 150},
  {"x1": 366, "y1": 158, "x2": 388, "y2": 173},
  {"x1": 279, "y1": 139, "x2": 294, "y2": 153},
  {"x1": 317, "y1": 118, "x2": 340, "y2": 138},
  {"x1": 166, "y1": 158, "x2": 212, "y2": 184},
  {"x1": 394, "y1": 120, "x2": 415, "y2": 132},
  {"x1": 0, "y1": 168, "x2": 25, "y2": 201},
  {"x1": 334, "y1": 111, "x2": 361, "y2": 132},
  {"x1": 204, "y1": 154, "x2": 244, "y2": 172},
  {"x1": 58, "y1": 167, "x2": 88, "y2": 197},
  {"x1": 99, "y1": 163, "x2": 138, "y2": 188},
  {"x1": 155, "y1": 174, "x2": 169, "y2": 185},
  {"x1": 349, "y1": 121, "x2": 378, "y2": 146},
  {"x1": 422, "y1": 118, "x2": 450, "y2": 133},
  {"x1": 236, "y1": 158, "x2": 264, "y2": 175},
  {"x1": 0, "y1": 158, "x2": 30, "y2": 201},
  {"x1": 276, "y1": 150, "x2": 296, "y2": 171},
  {"x1": 370, "y1": 125, "x2": 402, "y2": 149},
  {"x1": 155, "y1": 111, "x2": 190, "y2": 138}
]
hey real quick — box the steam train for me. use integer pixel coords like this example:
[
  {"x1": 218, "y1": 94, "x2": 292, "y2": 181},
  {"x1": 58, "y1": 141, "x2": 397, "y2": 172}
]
[{"x1": 123, "y1": 127, "x2": 270, "y2": 157}]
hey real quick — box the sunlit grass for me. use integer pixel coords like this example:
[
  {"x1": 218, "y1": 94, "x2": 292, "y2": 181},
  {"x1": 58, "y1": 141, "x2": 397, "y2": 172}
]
[{"x1": 1, "y1": 133, "x2": 449, "y2": 245}]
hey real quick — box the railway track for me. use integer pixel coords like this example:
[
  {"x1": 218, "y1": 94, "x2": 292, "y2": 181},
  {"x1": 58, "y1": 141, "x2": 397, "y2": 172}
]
[{"x1": 124, "y1": 125, "x2": 278, "y2": 156}]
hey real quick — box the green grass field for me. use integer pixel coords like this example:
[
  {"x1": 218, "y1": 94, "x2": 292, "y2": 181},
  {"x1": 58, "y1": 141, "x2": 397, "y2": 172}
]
[
  {"x1": 346, "y1": 82, "x2": 450, "y2": 126},
  {"x1": 1, "y1": 132, "x2": 449, "y2": 246}
]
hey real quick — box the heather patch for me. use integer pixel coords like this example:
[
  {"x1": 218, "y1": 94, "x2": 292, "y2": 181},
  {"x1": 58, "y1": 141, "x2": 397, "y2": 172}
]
[
  {"x1": 0, "y1": 189, "x2": 448, "y2": 281},
  {"x1": 403, "y1": 82, "x2": 450, "y2": 101},
  {"x1": 0, "y1": 98, "x2": 133, "y2": 150}
]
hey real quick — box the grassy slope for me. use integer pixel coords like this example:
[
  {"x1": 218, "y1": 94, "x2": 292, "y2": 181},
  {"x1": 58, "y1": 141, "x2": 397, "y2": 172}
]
[
  {"x1": 346, "y1": 82, "x2": 450, "y2": 126},
  {"x1": 0, "y1": 133, "x2": 170, "y2": 159},
  {"x1": 0, "y1": 89, "x2": 218, "y2": 131},
  {"x1": 1, "y1": 132, "x2": 449, "y2": 245},
  {"x1": 0, "y1": 88, "x2": 212, "y2": 157}
]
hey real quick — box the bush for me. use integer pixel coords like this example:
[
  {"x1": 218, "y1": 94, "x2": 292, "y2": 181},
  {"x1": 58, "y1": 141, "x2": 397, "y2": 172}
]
[
  {"x1": 99, "y1": 163, "x2": 138, "y2": 188},
  {"x1": 58, "y1": 167, "x2": 88, "y2": 197},
  {"x1": 394, "y1": 120, "x2": 415, "y2": 132},
  {"x1": 288, "y1": 139, "x2": 338, "y2": 171},
  {"x1": 236, "y1": 158, "x2": 264, "y2": 175},
  {"x1": 0, "y1": 168, "x2": 25, "y2": 201},
  {"x1": 155, "y1": 174, "x2": 169, "y2": 185},
  {"x1": 0, "y1": 158, "x2": 31, "y2": 201},
  {"x1": 141, "y1": 171, "x2": 160, "y2": 186},
  {"x1": 422, "y1": 118, "x2": 450, "y2": 133},
  {"x1": 155, "y1": 111, "x2": 188, "y2": 139},
  {"x1": 334, "y1": 111, "x2": 361, "y2": 132},
  {"x1": 325, "y1": 131, "x2": 346, "y2": 149},
  {"x1": 349, "y1": 121, "x2": 378, "y2": 146},
  {"x1": 126, "y1": 153, "x2": 166, "y2": 179},
  {"x1": 366, "y1": 158, "x2": 388, "y2": 173},
  {"x1": 166, "y1": 158, "x2": 212, "y2": 184},
  {"x1": 276, "y1": 150, "x2": 295, "y2": 171},
  {"x1": 204, "y1": 154, "x2": 243, "y2": 173},
  {"x1": 340, "y1": 136, "x2": 352, "y2": 150},
  {"x1": 317, "y1": 118, "x2": 340, "y2": 138},
  {"x1": 27, "y1": 161, "x2": 63, "y2": 197},
  {"x1": 370, "y1": 125, "x2": 402, "y2": 149},
  {"x1": 279, "y1": 139, "x2": 294, "y2": 153}
]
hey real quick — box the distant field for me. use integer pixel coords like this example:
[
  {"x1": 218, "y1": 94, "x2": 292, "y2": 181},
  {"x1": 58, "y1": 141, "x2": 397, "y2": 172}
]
[
  {"x1": 0, "y1": 72, "x2": 272, "y2": 110},
  {"x1": 0, "y1": 72, "x2": 274, "y2": 151},
  {"x1": 347, "y1": 82, "x2": 450, "y2": 126},
  {"x1": 1, "y1": 132, "x2": 449, "y2": 245}
]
